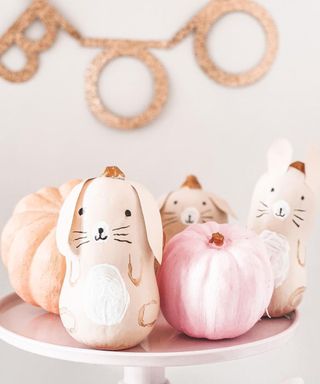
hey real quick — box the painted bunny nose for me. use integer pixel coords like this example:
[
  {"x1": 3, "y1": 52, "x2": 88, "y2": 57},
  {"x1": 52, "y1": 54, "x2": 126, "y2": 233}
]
[
  {"x1": 180, "y1": 207, "x2": 200, "y2": 225},
  {"x1": 272, "y1": 200, "x2": 291, "y2": 221},
  {"x1": 94, "y1": 221, "x2": 109, "y2": 241}
]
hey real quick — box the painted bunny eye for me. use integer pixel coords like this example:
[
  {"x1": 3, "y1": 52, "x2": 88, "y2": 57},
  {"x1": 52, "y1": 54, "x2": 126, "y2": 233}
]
[
  {"x1": 271, "y1": 188, "x2": 275, "y2": 192},
  {"x1": 174, "y1": 201, "x2": 178, "y2": 205},
  {"x1": 301, "y1": 196, "x2": 305, "y2": 201},
  {"x1": 78, "y1": 207, "x2": 84, "y2": 216},
  {"x1": 202, "y1": 201, "x2": 207, "y2": 205},
  {"x1": 125, "y1": 209, "x2": 132, "y2": 217}
]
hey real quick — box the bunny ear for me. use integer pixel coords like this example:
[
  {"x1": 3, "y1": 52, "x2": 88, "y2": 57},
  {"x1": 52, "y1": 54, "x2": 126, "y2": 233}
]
[
  {"x1": 56, "y1": 179, "x2": 92, "y2": 259},
  {"x1": 158, "y1": 192, "x2": 172, "y2": 211},
  {"x1": 131, "y1": 182, "x2": 163, "y2": 265},
  {"x1": 208, "y1": 193, "x2": 237, "y2": 219},
  {"x1": 305, "y1": 145, "x2": 320, "y2": 194},
  {"x1": 267, "y1": 138, "x2": 293, "y2": 176}
]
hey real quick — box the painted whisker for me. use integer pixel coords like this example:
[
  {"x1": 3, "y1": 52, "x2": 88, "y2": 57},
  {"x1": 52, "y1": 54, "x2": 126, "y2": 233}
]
[
  {"x1": 113, "y1": 233, "x2": 129, "y2": 236},
  {"x1": 294, "y1": 209, "x2": 306, "y2": 212},
  {"x1": 73, "y1": 230, "x2": 87, "y2": 234},
  {"x1": 294, "y1": 215, "x2": 304, "y2": 221},
  {"x1": 73, "y1": 236, "x2": 88, "y2": 241},
  {"x1": 259, "y1": 201, "x2": 269, "y2": 208},
  {"x1": 114, "y1": 239, "x2": 132, "y2": 244},
  {"x1": 76, "y1": 240, "x2": 90, "y2": 248},
  {"x1": 112, "y1": 225, "x2": 130, "y2": 231},
  {"x1": 256, "y1": 212, "x2": 268, "y2": 218},
  {"x1": 163, "y1": 211, "x2": 175, "y2": 215},
  {"x1": 292, "y1": 219, "x2": 300, "y2": 228}
]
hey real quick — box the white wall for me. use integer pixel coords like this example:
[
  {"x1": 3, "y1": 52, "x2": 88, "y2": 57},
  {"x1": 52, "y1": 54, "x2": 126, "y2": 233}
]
[{"x1": 0, "y1": 0, "x2": 319, "y2": 382}]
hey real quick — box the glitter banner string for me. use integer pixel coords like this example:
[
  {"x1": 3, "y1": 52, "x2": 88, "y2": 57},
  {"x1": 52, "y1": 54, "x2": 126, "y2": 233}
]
[{"x1": 0, "y1": 0, "x2": 278, "y2": 130}]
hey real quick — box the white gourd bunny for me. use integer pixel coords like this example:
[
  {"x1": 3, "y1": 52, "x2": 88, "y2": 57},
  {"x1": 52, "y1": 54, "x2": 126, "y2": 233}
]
[
  {"x1": 248, "y1": 139, "x2": 320, "y2": 317},
  {"x1": 56, "y1": 166, "x2": 163, "y2": 349}
]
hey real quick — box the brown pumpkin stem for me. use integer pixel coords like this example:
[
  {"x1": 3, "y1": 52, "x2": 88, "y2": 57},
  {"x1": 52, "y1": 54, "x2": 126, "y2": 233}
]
[
  {"x1": 181, "y1": 175, "x2": 202, "y2": 189},
  {"x1": 209, "y1": 232, "x2": 224, "y2": 247},
  {"x1": 102, "y1": 166, "x2": 125, "y2": 179},
  {"x1": 290, "y1": 161, "x2": 305, "y2": 174}
]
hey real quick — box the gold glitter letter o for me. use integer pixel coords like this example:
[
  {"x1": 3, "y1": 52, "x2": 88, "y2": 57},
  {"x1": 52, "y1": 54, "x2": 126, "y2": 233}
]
[
  {"x1": 86, "y1": 48, "x2": 169, "y2": 130},
  {"x1": 194, "y1": 0, "x2": 278, "y2": 87}
]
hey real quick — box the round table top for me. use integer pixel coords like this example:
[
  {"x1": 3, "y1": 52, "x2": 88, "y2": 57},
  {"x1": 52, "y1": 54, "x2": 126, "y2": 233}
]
[{"x1": 0, "y1": 293, "x2": 299, "y2": 368}]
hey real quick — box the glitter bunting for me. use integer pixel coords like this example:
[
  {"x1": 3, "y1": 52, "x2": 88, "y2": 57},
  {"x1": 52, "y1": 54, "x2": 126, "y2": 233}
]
[{"x1": 0, "y1": 0, "x2": 278, "y2": 130}]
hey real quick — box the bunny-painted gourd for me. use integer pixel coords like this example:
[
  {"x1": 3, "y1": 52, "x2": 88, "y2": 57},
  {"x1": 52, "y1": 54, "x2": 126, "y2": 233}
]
[
  {"x1": 56, "y1": 166, "x2": 163, "y2": 350},
  {"x1": 159, "y1": 175, "x2": 235, "y2": 244},
  {"x1": 248, "y1": 139, "x2": 320, "y2": 317}
]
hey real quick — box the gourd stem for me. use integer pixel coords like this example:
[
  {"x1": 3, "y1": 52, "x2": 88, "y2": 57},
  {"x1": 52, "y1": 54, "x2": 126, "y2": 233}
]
[
  {"x1": 209, "y1": 232, "x2": 224, "y2": 247},
  {"x1": 102, "y1": 166, "x2": 125, "y2": 179}
]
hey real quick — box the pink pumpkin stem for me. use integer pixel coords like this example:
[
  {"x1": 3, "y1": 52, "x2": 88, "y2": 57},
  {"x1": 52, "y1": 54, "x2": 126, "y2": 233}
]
[{"x1": 209, "y1": 232, "x2": 224, "y2": 247}]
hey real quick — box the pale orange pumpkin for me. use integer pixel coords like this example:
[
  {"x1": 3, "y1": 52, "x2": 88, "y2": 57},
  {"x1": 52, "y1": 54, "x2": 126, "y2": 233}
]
[{"x1": 1, "y1": 179, "x2": 81, "y2": 314}]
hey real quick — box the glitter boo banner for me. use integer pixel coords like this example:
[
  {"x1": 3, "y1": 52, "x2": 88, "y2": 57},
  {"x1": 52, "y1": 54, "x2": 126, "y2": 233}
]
[{"x1": 0, "y1": 0, "x2": 278, "y2": 130}]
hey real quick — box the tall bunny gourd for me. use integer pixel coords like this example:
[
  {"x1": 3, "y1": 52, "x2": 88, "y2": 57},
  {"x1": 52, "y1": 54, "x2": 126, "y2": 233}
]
[
  {"x1": 56, "y1": 166, "x2": 163, "y2": 350},
  {"x1": 159, "y1": 175, "x2": 236, "y2": 243},
  {"x1": 248, "y1": 139, "x2": 320, "y2": 317}
]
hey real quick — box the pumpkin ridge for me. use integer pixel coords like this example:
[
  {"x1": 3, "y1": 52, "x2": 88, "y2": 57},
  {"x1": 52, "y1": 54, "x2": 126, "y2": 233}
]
[
  {"x1": 17, "y1": 208, "x2": 59, "y2": 215},
  {"x1": 6, "y1": 211, "x2": 56, "y2": 223},
  {"x1": 7, "y1": 217, "x2": 58, "y2": 305},
  {"x1": 58, "y1": 179, "x2": 82, "y2": 200},
  {"x1": 2, "y1": 212, "x2": 57, "y2": 266},
  {"x1": 230, "y1": 248, "x2": 244, "y2": 333},
  {"x1": 5, "y1": 214, "x2": 57, "y2": 266},
  {"x1": 29, "y1": 227, "x2": 64, "y2": 314},
  {"x1": 36, "y1": 186, "x2": 63, "y2": 204},
  {"x1": 233, "y1": 245, "x2": 266, "y2": 328},
  {"x1": 34, "y1": 192, "x2": 62, "y2": 209},
  {"x1": 29, "y1": 225, "x2": 56, "y2": 271},
  {"x1": 13, "y1": 189, "x2": 61, "y2": 214}
]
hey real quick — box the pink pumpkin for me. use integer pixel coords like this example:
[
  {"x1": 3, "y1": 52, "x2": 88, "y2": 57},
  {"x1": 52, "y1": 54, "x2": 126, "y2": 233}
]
[{"x1": 158, "y1": 222, "x2": 273, "y2": 340}]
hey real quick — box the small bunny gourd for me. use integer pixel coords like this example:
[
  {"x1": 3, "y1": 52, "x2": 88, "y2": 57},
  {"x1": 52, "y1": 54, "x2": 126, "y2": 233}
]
[
  {"x1": 248, "y1": 139, "x2": 320, "y2": 317},
  {"x1": 56, "y1": 166, "x2": 163, "y2": 350},
  {"x1": 159, "y1": 175, "x2": 235, "y2": 243}
]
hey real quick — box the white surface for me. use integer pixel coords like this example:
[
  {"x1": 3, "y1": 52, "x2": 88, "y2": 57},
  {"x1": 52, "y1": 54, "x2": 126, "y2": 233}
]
[
  {"x1": 84, "y1": 264, "x2": 130, "y2": 326},
  {"x1": 0, "y1": 0, "x2": 319, "y2": 383},
  {"x1": 120, "y1": 367, "x2": 169, "y2": 384},
  {"x1": 282, "y1": 379, "x2": 304, "y2": 384},
  {"x1": 260, "y1": 230, "x2": 290, "y2": 288}
]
